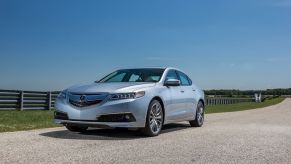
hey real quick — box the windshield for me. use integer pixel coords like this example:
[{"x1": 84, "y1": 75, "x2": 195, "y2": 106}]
[{"x1": 97, "y1": 69, "x2": 165, "y2": 83}]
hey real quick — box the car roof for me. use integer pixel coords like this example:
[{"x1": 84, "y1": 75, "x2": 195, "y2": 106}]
[
  {"x1": 117, "y1": 67, "x2": 180, "y2": 70},
  {"x1": 115, "y1": 67, "x2": 186, "y2": 74},
  {"x1": 117, "y1": 67, "x2": 167, "y2": 70}
]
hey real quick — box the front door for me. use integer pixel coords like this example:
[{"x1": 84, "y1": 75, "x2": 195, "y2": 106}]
[{"x1": 164, "y1": 70, "x2": 189, "y2": 122}]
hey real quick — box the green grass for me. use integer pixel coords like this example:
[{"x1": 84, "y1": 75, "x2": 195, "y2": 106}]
[
  {"x1": 206, "y1": 97, "x2": 285, "y2": 114},
  {"x1": 0, "y1": 110, "x2": 60, "y2": 132}
]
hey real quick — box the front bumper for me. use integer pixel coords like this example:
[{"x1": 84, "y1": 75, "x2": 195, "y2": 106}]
[{"x1": 54, "y1": 97, "x2": 149, "y2": 128}]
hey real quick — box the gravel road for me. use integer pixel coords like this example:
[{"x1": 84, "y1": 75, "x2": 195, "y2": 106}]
[{"x1": 1, "y1": 99, "x2": 291, "y2": 164}]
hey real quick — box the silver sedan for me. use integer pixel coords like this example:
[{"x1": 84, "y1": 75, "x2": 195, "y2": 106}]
[{"x1": 54, "y1": 67, "x2": 205, "y2": 136}]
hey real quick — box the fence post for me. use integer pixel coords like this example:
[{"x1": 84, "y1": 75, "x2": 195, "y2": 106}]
[
  {"x1": 48, "y1": 92, "x2": 52, "y2": 110},
  {"x1": 20, "y1": 91, "x2": 24, "y2": 111}
]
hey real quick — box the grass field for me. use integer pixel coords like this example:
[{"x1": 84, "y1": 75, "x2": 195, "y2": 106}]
[
  {"x1": 206, "y1": 97, "x2": 285, "y2": 114},
  {"x1": 0, "y1": 97, "x2": 285, "y2": 132},
  {"x1": 0, "y1": 110, "x2": 59, "y2": 132}
]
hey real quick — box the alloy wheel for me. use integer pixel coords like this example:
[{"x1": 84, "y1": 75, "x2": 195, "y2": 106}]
[
  {"x1": 149, "y1": 102, "x2": 163, "y2": 134},
  {"x1": 197, "y1": 105, "x2": 204, "y2": 125}
]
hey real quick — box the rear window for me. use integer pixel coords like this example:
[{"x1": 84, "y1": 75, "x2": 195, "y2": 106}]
[{"x1": 177, "y1": 71, "x2": 191, "y2": 86}]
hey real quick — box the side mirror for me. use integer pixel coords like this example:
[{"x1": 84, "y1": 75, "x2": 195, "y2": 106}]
[{"x1": 164, "y1": 79, "x2": 180, "y2": 86}]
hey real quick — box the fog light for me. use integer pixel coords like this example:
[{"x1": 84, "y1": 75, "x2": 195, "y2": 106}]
[
  {"x1": 125, "y1": 115, "x2": 130, "y2": 120},
  {"x1": 97, "y1": 113, "x2": 136, "y2": 122}
]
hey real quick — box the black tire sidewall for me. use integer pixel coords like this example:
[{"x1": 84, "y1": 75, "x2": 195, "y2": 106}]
[
  {"x1": 196, "y1": 101, "x2": 204, "y2": 126},
  {"x1": 189, "y1": 101, "x2": 204, "y2": 127}
]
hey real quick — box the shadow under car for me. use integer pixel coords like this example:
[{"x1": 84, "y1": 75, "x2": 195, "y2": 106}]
[{"x1": 40, "y1": 123, "x2": 191, "y2": 140}]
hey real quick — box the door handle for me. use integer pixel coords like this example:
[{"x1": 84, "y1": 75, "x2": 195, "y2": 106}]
[
  {"x1": 180, "y1": 90, "x2": 185, "y2": 93},
  {"x1": 192, "y1": 89, "x2": 196, "y2": 92}
]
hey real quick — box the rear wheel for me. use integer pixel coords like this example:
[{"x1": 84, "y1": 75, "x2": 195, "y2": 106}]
[
  {"x1": 141, "y1": 100, "x2": 164, "y2": 137},
  {"x1": 189, "y1": 101, "x2": 204, "y2": 127},
  {"x1": 65, "y1": 125, "x2": 88, "y2": 132}
]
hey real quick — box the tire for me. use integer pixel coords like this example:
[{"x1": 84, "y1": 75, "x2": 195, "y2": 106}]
[
  {"x1": 141, "y1": 100, "x2": 164, "y2": 137},
  {"x1": 189, "y1": 101, "x2": 204, "y2": 127},
  {"x1": 65, "y1": 125, "x2": 88, "y2": 132}
]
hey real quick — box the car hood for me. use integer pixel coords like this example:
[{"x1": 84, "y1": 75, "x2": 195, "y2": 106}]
[{"x1": 67, "y1": 82, "x2": 156, "y2": 93}]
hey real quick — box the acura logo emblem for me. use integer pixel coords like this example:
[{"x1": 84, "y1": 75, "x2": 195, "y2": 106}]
[{"x1": 80, "y1": 95, "x2": 86, "y2": 103}]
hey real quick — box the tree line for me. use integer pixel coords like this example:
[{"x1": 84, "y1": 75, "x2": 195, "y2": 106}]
[{"x1": 204, "y1": 88, "x2": 291, "y2": 97}]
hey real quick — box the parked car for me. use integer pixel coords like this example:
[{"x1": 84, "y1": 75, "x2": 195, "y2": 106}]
[{"x1": 54, "y1": 67, "x2": 205, "y2": 136}]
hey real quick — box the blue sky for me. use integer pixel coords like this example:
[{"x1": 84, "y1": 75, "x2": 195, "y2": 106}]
[{"x1": 0, "y1": 0, "x2": 290, "y2": 91}]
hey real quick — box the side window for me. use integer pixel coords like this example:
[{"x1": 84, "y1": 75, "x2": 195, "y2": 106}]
[
  {"x1": 177, "y1": 71, "x2": 191, "y2": 86},
  {"x1": 165, "y1": 70, "x2": 179, "y2": 81},
  {"x1": 187, "y1": 76, "x2": 193, "y2": 85}
]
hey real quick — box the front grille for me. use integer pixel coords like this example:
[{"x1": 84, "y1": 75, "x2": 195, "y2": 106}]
[
  {"x1": 68, "y1": 93, "x2": 107, "y2": 107},
  {"x1": 69, "y1": 99, "x2": 102, "y2": 107},
  {"x1": 54, "y1": 111, "x2": 69, "y2": 120}
]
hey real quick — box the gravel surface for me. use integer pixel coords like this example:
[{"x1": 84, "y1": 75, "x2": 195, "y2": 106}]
[{"x1": 1, "y1": 99, "x2": 291, "y2": 164}]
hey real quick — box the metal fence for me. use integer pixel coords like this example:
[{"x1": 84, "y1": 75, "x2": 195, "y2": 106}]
[
  {"x1": 0, "y1": 89, "x2": 255, "y2": 110},
  {"x1": 0, "y1": 89, "x2": 60, "y2": 110},
  {"x1": 206, "y1": 97, "x2": 254, "y2": 105}
]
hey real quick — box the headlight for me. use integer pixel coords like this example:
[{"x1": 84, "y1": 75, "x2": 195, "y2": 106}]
[
  {"x1": 57, "y1": 90, "x2": 67, "y2": 99},
  {"x1": 109, "y1": 91, "x2": 145, "y2": 100}
]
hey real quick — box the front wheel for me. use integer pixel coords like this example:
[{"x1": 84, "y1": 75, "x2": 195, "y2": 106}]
[
  {"x1": 189, "y1": 101, "x2": 204, "y2": 127},
  {"x1": 141, "y1": 100, "x2": 164, "y2": 137},
  {"x1": 65, "y1": 125, "x2": 88, "y2": 132}
]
